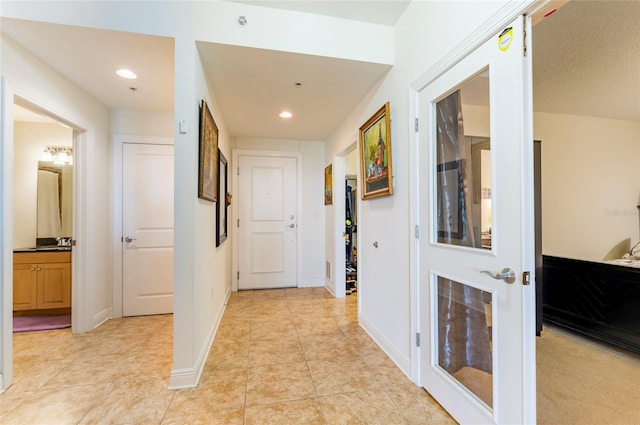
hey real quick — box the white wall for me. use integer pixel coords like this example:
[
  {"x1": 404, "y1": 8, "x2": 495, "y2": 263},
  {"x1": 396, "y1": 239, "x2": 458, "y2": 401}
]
[
  {"x1": 110, "y1": 109, "x2": 174, "y2": 137},
  {"x1": 535, "y1": 112, "x2": 640, "y2": 261},
  {"x1": 234, "y1": 137, "x2": 326, "y2": 288},
  {"x1": 324, "y1": 0, "x2": 510, "y2": 375},
  {"x1": 12, "y1": 121, "x2": 72, "y2": 248}
]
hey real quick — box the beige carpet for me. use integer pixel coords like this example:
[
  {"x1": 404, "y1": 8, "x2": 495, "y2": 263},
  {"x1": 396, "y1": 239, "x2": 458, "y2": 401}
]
[{"x1": 537, "y1": 325, "x2": 640, "y2": 425}]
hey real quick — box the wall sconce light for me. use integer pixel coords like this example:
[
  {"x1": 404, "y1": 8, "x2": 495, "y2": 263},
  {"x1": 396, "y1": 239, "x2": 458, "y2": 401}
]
[{"x1": 41, "y1": 145, "x2": 73, "y2": 165}]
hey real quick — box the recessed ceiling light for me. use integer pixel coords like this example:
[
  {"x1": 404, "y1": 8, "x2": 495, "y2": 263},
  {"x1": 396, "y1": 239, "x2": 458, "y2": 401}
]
[
  {"x1": 116, "y1": 69, "x2": 138, "y2": 79},
  {"x1": 279, "y1": 111, "x2": 293, "y2": 119}
]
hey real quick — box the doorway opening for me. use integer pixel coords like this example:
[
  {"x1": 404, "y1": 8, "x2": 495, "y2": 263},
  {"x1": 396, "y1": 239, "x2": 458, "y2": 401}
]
[
  {"x1": 533, "y1": 1, "x2": 640, "y2": 423},
  {"x1": 344, "y1": 148, "x2": 359, "y2": 296},
  {"x1": 12, "y1": 102, "x2": 74, "y2": 332}
]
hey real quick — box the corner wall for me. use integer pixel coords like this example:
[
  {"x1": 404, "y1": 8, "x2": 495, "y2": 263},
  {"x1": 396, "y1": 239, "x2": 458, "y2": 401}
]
[{"x1": 324, "y1": 0, "x2": 511, "y2": 375}]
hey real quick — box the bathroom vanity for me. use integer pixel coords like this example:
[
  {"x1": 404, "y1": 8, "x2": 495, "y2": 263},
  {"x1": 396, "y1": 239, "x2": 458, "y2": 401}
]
[{"x1": 13, "y1": 248, "x2": 71, "y2": 312}]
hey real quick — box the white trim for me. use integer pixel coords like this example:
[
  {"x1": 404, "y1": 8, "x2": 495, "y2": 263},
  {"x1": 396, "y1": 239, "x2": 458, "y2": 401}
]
[
  {"x1": 332, "y1": 154, "x2": 346, "y2": 298},
  {"x1": 408, "y1": 85, "x2": 421, "y2": 384},
  {"x1": 359, "y1": 314, "x2": 411, "y2": 376},
  {"x1": 0, "y1": 78, "x2": 15, "y2": 392},
  {"x1": 71, "y1": 130, "x2": 91, "y2": 333},
  {"x1": 410, "y1": 1, "x2": 537, "y2": 92},
  {"x1": 169, "y1": 286, "x2": 230, "y2": 389},
  {"x1": 231, "y1": 149, "x2": 302, "y2": 292},
  {"x1": 111, "y1": 135, "x2": 174, "y2": 318},
  {"x1": 520, "y1": 14, "x2": 537, "y2": 424},
  {"x1": 92, "y1": 307, "x2": 112, "y2": 329}
]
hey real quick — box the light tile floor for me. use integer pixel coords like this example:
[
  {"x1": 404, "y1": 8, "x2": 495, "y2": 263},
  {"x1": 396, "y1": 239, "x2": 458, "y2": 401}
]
[
  {"x1": 0, "y1": 288, "x2": 455, "y2": 424},
  {"x1": 2, "y1": 287, "x2": 639, "y2": 424}
]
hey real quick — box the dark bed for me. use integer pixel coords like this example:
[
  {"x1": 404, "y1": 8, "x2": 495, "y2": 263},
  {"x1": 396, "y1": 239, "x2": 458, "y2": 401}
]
[{"x1": 542, "y1": 255, "x2": 640, "y2": 353}]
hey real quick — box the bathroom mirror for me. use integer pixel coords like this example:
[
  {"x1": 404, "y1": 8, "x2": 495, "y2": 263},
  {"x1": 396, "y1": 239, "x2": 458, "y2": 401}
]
[{"x1": 37, "y1": 161, "x2": 73, "y2": 240}]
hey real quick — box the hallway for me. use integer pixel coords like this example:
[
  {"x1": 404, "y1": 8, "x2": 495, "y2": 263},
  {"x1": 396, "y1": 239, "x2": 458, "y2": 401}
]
[{"x1": 0, "y1": 288, "x2": 454, "y2": 424}]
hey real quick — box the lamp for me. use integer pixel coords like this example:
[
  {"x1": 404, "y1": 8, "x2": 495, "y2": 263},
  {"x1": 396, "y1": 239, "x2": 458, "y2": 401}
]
[{"x1": 41, "y1": 146, "x2": 72, "y2": 165}]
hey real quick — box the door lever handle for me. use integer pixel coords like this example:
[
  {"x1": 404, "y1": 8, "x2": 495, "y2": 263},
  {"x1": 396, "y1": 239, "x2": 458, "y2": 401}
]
[
  {"x1": 480, "y1": 268, "x2": 515, "y2": 284},
  {"x1": 124, "y1": 236, "x2": 137, "y2": 243}
]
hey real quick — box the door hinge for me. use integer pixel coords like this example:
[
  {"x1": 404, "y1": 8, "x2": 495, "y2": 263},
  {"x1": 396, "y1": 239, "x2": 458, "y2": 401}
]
[
  {"x1": 415, "y1": 225, "x2": 420, "y2": 239},
  {"x1": 522, "y1": 271, "x2": 531, "y2": 285},
  {"x1": 416, "y1": 332, "x2": 421, "y2": 347},
  {"x1": 415, "y1": 117, "x2": 419, "y2": 132},
  {"x1": 237, "y1": 271, "x2": 240, "y2": 280},
  {"x1": 237, "y1": 219, "x2": 240, "y2": 228},
  {"x1": 523, "y1": 18, "x2": 527, "y2": 57},
  {"x1": 237, "y1": 167, "x2": 240, "y2": 176}
]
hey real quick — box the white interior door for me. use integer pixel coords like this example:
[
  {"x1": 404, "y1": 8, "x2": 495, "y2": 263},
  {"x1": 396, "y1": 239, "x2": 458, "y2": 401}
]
[
  {"x1": 418, "y1": 16, "x2": 535, "y2": 424},
  {"x1": 238, "y1": 155, "x2": 297, "y2": 290},
  {"x1": 122, "y1": 143, "x2": 174, "y2": 316}
]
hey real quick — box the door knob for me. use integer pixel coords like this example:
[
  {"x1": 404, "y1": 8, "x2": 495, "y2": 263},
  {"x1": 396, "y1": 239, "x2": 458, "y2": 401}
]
[
  {"x1": 124, "y1": 236, "x2": 137, "y2": 243},
  {"x1": 288, "y1": 223, "x2": 296, "y2": 229},
  {"x1": 480, "y1": 268, "x2": 515, "y2": 284}
]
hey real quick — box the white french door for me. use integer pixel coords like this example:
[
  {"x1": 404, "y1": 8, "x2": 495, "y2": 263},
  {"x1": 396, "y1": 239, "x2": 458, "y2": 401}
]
[
  {"x1": 418, "y1": 16, "x2": 535, "y2": 424},
  {"x1": 237, "y1": 154, "x2": 298, "y2": 290},
  {"x1": 122, "y1": 143, "x2": 174, "y2": 316}
]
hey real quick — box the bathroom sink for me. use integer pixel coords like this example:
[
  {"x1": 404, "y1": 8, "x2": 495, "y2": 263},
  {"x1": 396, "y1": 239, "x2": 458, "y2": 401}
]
[{"x1": 35, "y1": 246, "x2": 71, "y2": 251}]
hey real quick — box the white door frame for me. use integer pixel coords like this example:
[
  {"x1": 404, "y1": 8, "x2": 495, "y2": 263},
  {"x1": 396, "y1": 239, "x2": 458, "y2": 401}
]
[
  {"x1": 231, "y1": 149, "x2": 302, "y2": 292},
  {"x1": 0, "y1": 79, "x2": 91, "y2": 392},
  {"x1": 111, "y1": 135, "x2": 174, "y2": 318},
  {"x1": 408, "y1": 0, "x2": 549, "y2": 420},
  {"x1": 330, "y1": 142, "x2": 360, "y2": 299},
  {"x1": 1, "y1": 78, "x2": 15, "y2": 392}
]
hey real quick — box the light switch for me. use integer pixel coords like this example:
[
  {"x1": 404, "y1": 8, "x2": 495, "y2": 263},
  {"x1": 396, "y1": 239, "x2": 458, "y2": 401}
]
[{"x1": 179, "y1": 120, "x2": 188, "y2": 134}]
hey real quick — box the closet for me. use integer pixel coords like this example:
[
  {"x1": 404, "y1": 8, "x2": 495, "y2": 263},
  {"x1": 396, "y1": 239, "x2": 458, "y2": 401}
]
[{"x1": 345, "y1": 175, "x2": 357, "y2": 294}]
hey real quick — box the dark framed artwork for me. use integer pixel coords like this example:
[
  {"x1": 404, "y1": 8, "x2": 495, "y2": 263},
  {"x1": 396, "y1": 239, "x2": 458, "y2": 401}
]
[
  {"x1": 359, "y1": 102, "x2": 393, "y2": 200},
  {"x1": 437, "y1": 159, "x2": 464, "y2": 240},
  {"x1": 324, "y1": 163, "x2": 333, "y2": 205},
  {"x1": 216, "y1": 149, "x2": 228, "y2": 246},
  {"x1": 198, "y1": 99, "x2": 219, "y2": 202}
]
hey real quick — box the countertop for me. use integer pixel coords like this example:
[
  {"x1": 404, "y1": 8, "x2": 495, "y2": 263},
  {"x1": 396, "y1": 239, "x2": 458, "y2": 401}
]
[{"x1": 14, "y1": 246, "x2": 72, "y2": 253}]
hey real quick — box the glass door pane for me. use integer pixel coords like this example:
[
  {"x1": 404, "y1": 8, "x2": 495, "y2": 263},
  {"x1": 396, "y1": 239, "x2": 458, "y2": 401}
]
[
  {"x1": 437, "y1": 276, "x2": 493, "y2": 408},
  {"x1": 435, "y1": 70, "x2": 491, "y2": 250}
]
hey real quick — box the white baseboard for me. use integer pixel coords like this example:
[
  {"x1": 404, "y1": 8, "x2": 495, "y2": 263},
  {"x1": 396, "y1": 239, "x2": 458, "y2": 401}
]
[
  {"x1": 324, "y1": 278, "x2": 335, "y2": 295},
  {"x1": 358, "y1": 314, "x2": 412, "y2": 379},
  {"x1": 168, "y1": 367, "x2": 197, "y2": 390},
  {"x1": 169, "y1": 287, "x2": 231, "y2": 390},
  {"x1": 93, "y1": 308, "x2": 112, "y2": 329},
  {"x1": 324, "y1": 281, "x2": 336, "y2": 297}
]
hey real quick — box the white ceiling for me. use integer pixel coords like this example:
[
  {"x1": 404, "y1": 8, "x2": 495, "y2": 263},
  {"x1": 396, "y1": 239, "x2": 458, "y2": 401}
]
[
  {"x1": 3, "y1": 1, "x2": 639, "y2": 139},
  {"x1": 2, "y1": 18, "x2": 175, "y2": 113},
  {"x1": 532, "y1": 0, "x2": 640, "y2": 121}
]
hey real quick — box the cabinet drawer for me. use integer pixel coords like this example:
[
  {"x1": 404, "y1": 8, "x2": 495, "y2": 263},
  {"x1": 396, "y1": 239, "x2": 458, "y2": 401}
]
[{"x1": 14, "y1": 251, "x2": 71, "y2": 264}]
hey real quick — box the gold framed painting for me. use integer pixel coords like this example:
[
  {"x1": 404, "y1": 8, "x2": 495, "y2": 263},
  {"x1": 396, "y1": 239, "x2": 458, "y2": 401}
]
[
  {"x1": 198, "y1": 99, "x2": 219, "y2": 202},
  {"x1": 359, "y1": 102, "x2": 393, "y2": 200},
  {"x1": 324, "y1": 163, "x2": 333, "y2": 205}
]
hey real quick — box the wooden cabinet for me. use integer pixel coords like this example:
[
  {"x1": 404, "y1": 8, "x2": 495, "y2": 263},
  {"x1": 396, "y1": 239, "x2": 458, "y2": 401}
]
[{"x1": 13, "y1": 251, "x2": 71, "y2": 311}]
